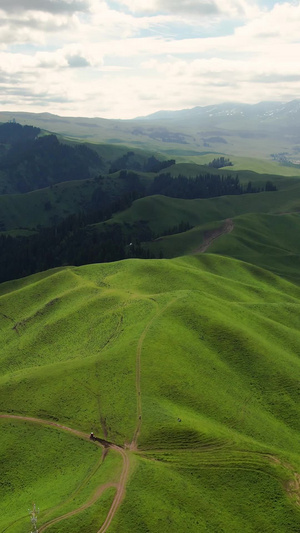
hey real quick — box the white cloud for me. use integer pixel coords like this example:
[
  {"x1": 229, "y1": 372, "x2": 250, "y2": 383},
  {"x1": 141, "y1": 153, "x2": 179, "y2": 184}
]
[
  {"x1": 0, "y1": 0, "x2": 88, "y2": 15},
  {"x1": 0, "y1": 0, "x2": 300, "y2": 118},
  {"x1": 115, "y1": 0, "x2": 259, "y2": 18}
]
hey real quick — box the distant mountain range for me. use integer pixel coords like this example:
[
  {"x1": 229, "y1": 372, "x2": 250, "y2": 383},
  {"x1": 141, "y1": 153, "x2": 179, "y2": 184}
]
[
  {"x1": 138, "y1": 99, "x2": 300, "y2": 121},
  {"x1": 1, "y1": 100, "x2": 300, "y2": 160}
]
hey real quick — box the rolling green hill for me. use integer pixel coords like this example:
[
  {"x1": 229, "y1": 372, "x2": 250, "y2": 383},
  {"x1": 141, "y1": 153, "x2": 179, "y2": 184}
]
[
  {"x1": 207, "y1": 213, "x2": 300, "y2": 283},
  {"x1": 1, "y1": 255, "x2": 300, "y2": 532}
]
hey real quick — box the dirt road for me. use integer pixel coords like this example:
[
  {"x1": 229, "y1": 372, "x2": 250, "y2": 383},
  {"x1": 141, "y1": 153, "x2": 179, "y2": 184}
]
[
  {"x1": 39, "y1": 483, "x2": 117, "y2": 533},
  {"x1": 97, "y1": 446, "x2": 130, "y2": 533}
]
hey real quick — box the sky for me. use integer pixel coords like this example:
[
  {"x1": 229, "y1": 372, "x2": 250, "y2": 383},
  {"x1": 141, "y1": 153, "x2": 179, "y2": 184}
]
[{"x1": 0, "y1": 0, "x2": 300, "y2": 118}]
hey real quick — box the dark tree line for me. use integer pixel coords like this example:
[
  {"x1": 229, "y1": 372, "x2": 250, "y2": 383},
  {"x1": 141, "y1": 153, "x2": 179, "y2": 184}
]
[
  {"x1": 0, "y1": 224, "x2": 126, "y2": 282},
  {"x1": 149, "y1": 173, "x2": 276, "y2": 199}
]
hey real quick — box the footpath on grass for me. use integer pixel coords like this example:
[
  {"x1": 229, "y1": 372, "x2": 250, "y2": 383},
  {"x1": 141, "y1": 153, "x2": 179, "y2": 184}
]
[{"x1": 131, "y1": 296, "x2": 180, "y2": 450}]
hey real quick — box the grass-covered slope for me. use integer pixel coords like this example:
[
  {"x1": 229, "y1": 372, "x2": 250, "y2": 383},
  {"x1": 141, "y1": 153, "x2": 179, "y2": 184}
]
[
  {"x1": 208, "y1": 212, "x2": 300, "y2": 283},
  {"x1": 1, "y1": 255, "x2": 300, "y2": 531}
]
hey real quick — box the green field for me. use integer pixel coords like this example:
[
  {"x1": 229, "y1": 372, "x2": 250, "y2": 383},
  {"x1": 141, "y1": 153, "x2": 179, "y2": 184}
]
[{"x1": 1, "y1": 255, "x2": 300, "y2": 531}]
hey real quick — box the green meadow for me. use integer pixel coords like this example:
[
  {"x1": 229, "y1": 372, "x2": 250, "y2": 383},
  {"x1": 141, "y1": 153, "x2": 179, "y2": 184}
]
[{"x1": 1, "y1": 255, "x2": 300, "y2": 531}]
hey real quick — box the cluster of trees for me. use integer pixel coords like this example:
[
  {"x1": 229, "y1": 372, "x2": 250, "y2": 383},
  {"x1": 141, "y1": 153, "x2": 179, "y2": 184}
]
[
  {"x1": 208, "y1": 157, "x2": 233, "y2": 168},
  {"x1": 0, "y1": 224, "x2": 126, "y2": 282},
  {"x1": 109, "y1": 151, "x2": 175, "y2": 174}
]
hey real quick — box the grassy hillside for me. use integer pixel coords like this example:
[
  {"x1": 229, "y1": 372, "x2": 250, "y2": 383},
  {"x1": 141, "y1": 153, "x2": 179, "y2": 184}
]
[
  {"x1": 1, "y1": 255, "x2": 300, "y2": 531},
  {"x1": 208, "y1": 213, "x2": 300, "y2": 283},
  {"x1": 163, "y1": 161, "x2": 300, "y2": 182}
]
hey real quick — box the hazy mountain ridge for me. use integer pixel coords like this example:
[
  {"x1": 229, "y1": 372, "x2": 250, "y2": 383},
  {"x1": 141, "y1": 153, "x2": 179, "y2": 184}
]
[
  {"x1": 139, "y1": 99, "x2": 300, "y2": 121},
  {"x1": 2, "y1": 99, "x2": 300, "y2": 162}
]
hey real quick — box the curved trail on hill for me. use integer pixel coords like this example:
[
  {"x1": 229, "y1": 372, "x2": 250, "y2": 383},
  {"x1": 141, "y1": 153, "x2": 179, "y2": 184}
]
[
  {"x1": 131, "y1": 297, "x2": 180, "y2": 449},
  {"x1": 38, "y1": 483, "x2": 117, "y2": 533},
  {"x1": 0, "y1": 414, "x2": 130, "y2": 533},
  {"x1": 194, "y1": 218, "x2": 234, "y2": 254},
  {"x1": 97, "y1": 446, "x2": 130, "y2": 533}
]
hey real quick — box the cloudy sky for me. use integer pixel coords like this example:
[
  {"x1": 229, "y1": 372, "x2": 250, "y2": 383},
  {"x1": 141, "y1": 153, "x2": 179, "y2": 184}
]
[{"x1": 0, "y1": 0, "x2": 299, "y2": 118}]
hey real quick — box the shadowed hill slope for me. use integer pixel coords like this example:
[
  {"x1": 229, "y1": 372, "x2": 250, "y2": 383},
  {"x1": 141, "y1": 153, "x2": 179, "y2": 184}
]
[{"x1": 111, "y1": 184, "x2": 300, "y2": 235}]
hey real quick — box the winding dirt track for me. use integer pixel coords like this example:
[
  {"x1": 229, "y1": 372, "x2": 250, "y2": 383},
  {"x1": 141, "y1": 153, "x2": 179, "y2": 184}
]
[
  {"x1": 193, "y1": 218, "x2": 234, "y2": 253},
  {"x1": 97, "y1": 446, "x2": 130, "y2": 533},
  {"x1": 0, "y1": 414, "x2": 130, "y2": 533}
]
